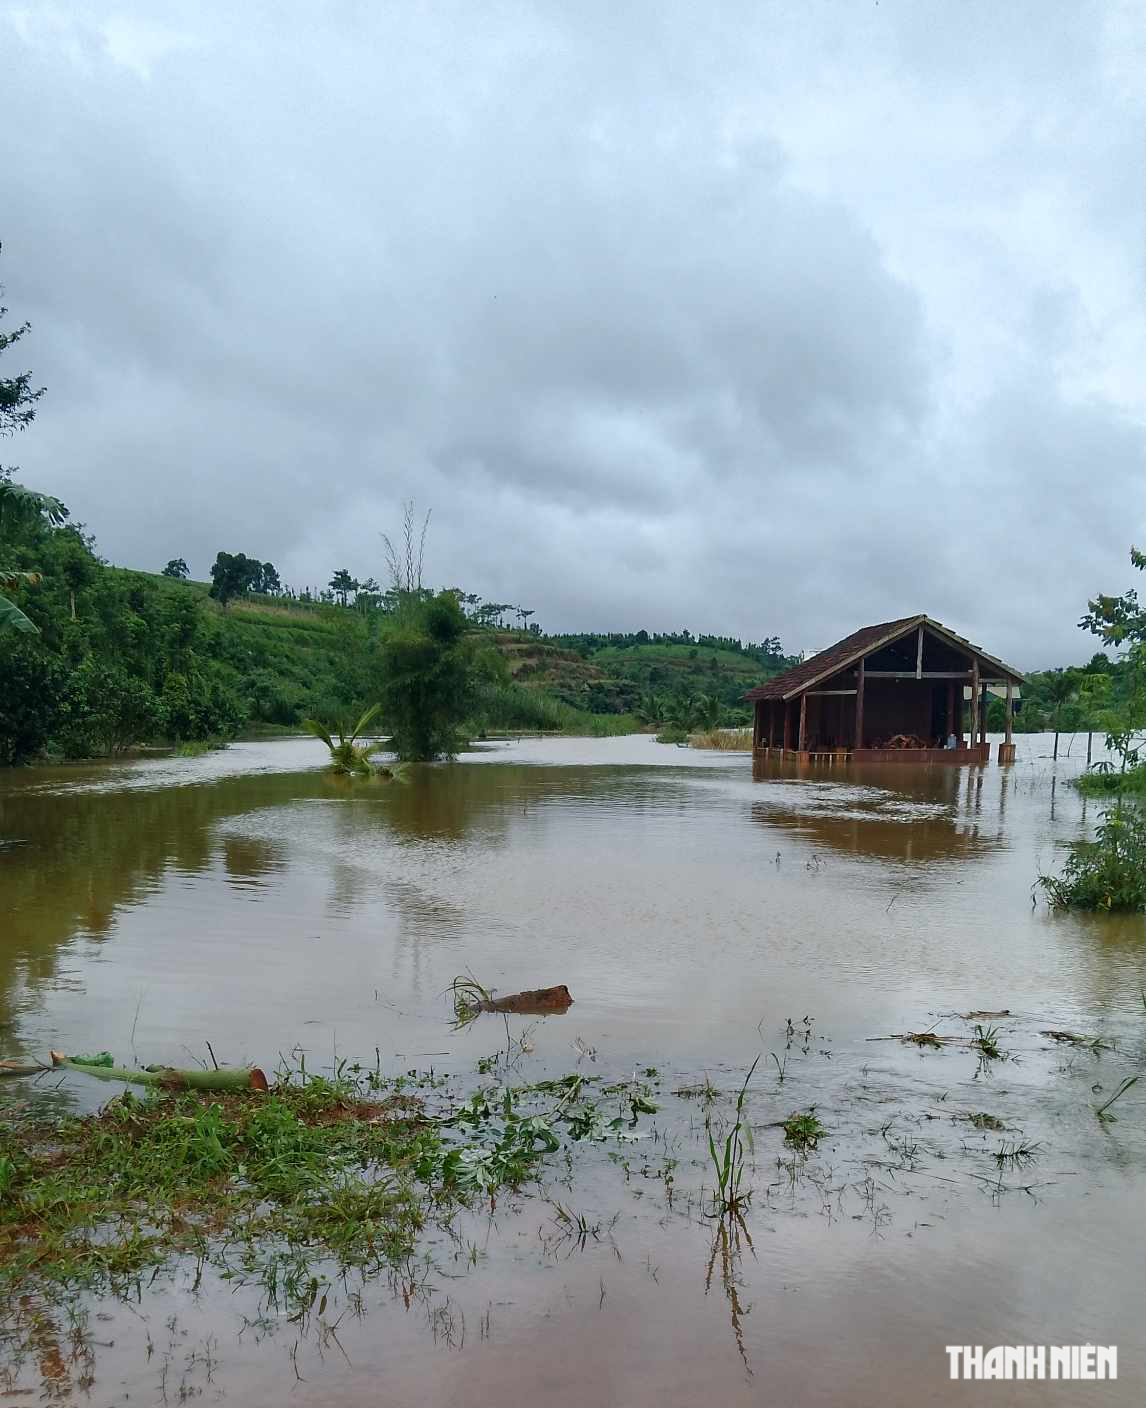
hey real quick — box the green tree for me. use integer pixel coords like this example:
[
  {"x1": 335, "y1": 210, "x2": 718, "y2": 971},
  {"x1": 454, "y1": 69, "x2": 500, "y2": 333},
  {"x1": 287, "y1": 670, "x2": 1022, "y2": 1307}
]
[
  {"x1": 329, "y1": 568, "x2": 357, "y2": 607},
  {"x1": 1081, "y1": 548, "x2": 1146, "y2": 773},
  {"x1": 0, "y1": 637, "x2": 66, "y2": 763},
  {"x1": 56, "y1": 660, "x2": 160, "y2": 757},
  {"x1": 258, "y1": 561, "x2": 281, "y2": 594},
  {"x1": 162, "y1": 558, "x2": 190, "y2": 579},
  {"x1": 0, "y1": 249, "x2": 45, "y2": 442},
  {"x1": 208, "y1": 551, "x2": 261, "y2": 608},
  {"x1": 377, "y1": 591, "x2": 490, "y2": 760},
  {"x1": 1, "y1": 257, "x2": 66, "y2": 633}
]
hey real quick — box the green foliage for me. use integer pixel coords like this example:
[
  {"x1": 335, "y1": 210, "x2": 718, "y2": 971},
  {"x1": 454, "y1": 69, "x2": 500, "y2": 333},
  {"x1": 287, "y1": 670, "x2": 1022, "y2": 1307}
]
[
  {"x1": 1039, "y1": 804, "x2": 1146, "y2": 912},
  {"x1": 56, "y1": 660, "x2": 159, "y2": 757},
  {"x1": 156, "y1": 670, "x2": 245, "y2": 742},
  {"x1": 329, "y1": 568, "x2": 357, "y2": 606},
  {"x1": 0, "y1": 637, "x2": 66, "y2": 764},
  {"x1": 1076, "y1": 763, "x2": 1146, "y2": 797},
  {"x1": 161, "y1": 557, "x2": 189, "y2": 578},
  {"x1": 0, "y1": 250, "x2": 46, "y2": 439},
  {"x1": 208, "y1": 550, "x2": 263, "y2": 608},
  {"x1": 781, "y1": 1109, "x2": 826, "y2": 1151},
  {"x1": 376, "y1": 591, "x2": 492, "y2": 761}
]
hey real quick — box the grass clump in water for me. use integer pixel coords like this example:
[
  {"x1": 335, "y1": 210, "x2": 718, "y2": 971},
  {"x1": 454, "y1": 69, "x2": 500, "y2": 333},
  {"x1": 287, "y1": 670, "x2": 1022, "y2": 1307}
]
[
  {"x1": 705, "y1": 1057, "x2": 759, "y2": 1218},
  {"x1": 0, "y1": 1061, "x2": 576, "y2": 1315},
  {"x1": 781, "y1": 1109, "x2": 826, "y2": 1151},
  {"x1": 687, "y1": 728, "x2": 754, "y2": 751}
]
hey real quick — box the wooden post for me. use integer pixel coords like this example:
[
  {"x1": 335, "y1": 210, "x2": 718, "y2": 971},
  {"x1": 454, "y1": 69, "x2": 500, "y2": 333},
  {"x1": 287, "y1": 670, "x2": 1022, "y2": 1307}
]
[
  {"x1": 947, "y1": 680, "x2": 956, "y2": 743},
  {"x1": 855, "y1": 657, "x2": 865, "y2": 751},
  {"x1": 970, "y1": 660, "x2": 979, "y2": 752},
  {"x1": 997, "y1": 680, "x2": 1016, "y2": 763},
  {"x1": 782, "y1": 699, "x2": 791, "y2": 753},
  {"x1": 915, "y1": 623, "x2": 924, "y2": 679},
  {"x1": 798, "y1": 693, "x2": 807, "y2": 753},
  {"x1": 753, "y1": 701, "x2": 762, "y2": 749}
]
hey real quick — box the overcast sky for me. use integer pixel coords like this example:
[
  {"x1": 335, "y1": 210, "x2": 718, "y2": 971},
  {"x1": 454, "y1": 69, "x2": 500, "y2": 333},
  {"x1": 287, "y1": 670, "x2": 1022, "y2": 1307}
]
[{"x1": 2, "y1": 1, "x2": 1143, "y2": 666}]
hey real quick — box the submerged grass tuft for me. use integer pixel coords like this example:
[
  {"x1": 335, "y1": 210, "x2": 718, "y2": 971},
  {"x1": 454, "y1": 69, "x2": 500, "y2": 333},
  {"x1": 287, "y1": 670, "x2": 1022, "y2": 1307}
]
[
  {"x1": 705, "y1": 1057, "x2": 759, "y2": 1218},
  {"x1": 781, "y1": 1109, "x2": 827, "y2": 1151},
  {"x1": 0, "y1": 1060, "x2": 612, "y2": 1317}
]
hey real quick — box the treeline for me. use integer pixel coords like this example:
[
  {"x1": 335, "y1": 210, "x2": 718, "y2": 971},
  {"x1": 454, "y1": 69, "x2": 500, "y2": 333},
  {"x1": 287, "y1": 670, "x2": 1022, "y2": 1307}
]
[
  {"x1": 549, "y1": 629, "x2": 791, "y2": 666},
  {"x1": 985, "y1": 654, "x2": 1129, "y2": 734},
  {"x1": 0, "y1": 510, "x2": 366, "y2": 763}
]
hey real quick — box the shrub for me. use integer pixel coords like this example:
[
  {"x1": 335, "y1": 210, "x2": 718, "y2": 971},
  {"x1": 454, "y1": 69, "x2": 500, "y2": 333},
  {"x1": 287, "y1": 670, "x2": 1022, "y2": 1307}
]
[
  {"x1": 57, "y1": 661, "x2": 160, "y2": 757},
  {"x1": 377, "y1": 592, "x2": 491, "y2": 761},
  {"x1": 1039, "y1": 804, "x2": 1146, "y2": 912},
  {"x1": 158, "y1": 671, "x2": 245, "y2": 741}
]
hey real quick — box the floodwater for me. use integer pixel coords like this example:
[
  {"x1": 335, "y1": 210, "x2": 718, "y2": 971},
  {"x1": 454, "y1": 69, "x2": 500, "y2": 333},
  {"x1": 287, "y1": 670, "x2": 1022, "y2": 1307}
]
[{"x1": 1, "y1": 732, "x2": 1144, "y2": 1404}]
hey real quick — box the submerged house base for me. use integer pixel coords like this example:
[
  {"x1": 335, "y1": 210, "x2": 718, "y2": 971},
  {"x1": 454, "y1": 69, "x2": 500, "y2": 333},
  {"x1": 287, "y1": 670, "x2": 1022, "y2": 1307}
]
[
  {"x1": 745, "y1": 616, "x2": 1024, "y2": 767},
  {"x1": 754, "y1": 744, "x2": 991, "y2": 766}
]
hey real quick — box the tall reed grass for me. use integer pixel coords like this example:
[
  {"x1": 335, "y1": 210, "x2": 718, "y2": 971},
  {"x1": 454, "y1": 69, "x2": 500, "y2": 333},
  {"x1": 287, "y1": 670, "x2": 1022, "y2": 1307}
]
[{"x1": 688, "y1": 728, "x2": 754, "y2": 751}]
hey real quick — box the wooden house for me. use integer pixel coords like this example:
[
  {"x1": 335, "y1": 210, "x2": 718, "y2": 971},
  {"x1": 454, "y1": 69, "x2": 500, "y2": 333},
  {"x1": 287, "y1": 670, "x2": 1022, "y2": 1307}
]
[{"x1": 745, "y1": 615, "x2": 1024, "y2": 764}]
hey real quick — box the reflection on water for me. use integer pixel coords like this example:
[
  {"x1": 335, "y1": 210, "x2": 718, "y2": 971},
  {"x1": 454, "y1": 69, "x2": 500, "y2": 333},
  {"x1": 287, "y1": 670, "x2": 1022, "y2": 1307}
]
[{"x1": 1, "y1": 733, "x2": 1145, "y2": 1405}]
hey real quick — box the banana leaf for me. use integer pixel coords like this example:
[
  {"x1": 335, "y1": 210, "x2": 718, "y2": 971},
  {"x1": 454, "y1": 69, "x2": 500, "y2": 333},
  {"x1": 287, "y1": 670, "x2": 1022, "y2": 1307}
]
[{"x1": 0, "y1": 594, "x2": 38, "y2": 634}]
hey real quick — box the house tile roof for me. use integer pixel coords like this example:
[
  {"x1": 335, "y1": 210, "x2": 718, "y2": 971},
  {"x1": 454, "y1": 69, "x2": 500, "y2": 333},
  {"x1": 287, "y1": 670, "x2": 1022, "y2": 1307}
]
[{"x1": 744, "y1": 615, "x2": 1024, "y2": 702}]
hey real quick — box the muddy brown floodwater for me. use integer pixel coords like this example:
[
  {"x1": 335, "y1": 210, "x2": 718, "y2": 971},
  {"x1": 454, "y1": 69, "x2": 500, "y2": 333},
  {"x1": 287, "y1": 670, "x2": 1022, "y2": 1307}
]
[{"x1": 1, "y1": 733, "x2": 1144, "y2": 1404}]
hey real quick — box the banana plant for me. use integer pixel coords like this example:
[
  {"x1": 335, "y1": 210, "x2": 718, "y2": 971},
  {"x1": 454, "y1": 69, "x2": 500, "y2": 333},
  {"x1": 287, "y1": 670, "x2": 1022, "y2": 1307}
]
[
  {"x1": 0, "y1": 480, "x2": 68, "y2": 634},
  {"x1": 693, "y1": 692, "x2": 722, "y2": 732}
]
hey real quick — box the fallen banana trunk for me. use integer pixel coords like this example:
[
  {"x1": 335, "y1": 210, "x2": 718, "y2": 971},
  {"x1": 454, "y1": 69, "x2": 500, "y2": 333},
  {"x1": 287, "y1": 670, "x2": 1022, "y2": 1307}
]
[{"x1": 50, "y1": 1052, "x2": 269, "y2": 1092}]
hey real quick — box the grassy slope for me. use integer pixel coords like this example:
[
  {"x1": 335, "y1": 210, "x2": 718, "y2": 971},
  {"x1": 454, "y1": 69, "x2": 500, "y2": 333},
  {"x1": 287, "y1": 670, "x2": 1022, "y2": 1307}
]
[{"x1": 137, "y1": 579, "x2": 770, "y2": 727}]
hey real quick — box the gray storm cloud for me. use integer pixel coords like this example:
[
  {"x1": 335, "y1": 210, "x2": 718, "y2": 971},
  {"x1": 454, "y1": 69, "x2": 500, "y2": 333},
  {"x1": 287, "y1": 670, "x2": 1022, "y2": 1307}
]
[{"x1": 2, "y1": 0, "x2": 1143, "y2": 665}]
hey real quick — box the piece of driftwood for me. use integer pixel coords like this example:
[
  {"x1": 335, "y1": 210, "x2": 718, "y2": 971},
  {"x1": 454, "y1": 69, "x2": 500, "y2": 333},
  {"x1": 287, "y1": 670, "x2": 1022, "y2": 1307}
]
[
  {"x1": 0, "y1": 1059, "x2": 49, "y2": 1079},
  {"x1": 477, "y1": 984, "x2": 574, "y2": 1015},
  {"x1": 50, "y1": 1052, "x2": 269, "y2": 1091}
]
